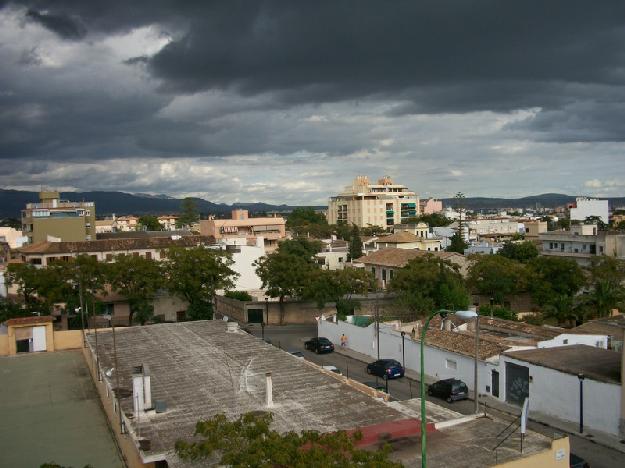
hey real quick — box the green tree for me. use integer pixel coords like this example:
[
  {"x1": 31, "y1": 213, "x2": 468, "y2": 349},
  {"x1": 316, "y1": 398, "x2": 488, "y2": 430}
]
[
  {"x1": 6, "y1": 263, "x2": 74, "y2": 314},
  {"x1": 333, "y1": 222, "x2": 352, "y2": 241},
  {"x1": 175, "y1": 411, "x2": 401, "y2": 467},
  {"x1": 389, "y1": 255, "x2": 469, "y2": 320},
  {"x1": 582, "y1": 256, "x2": 625, "y2": 319},
  {"x1": 255, "y1": 252, "x2": 317, "y2": 325},
  {"x1": 224, "y1": 290, "x2": 253, "y2": 301},
  {"x1": 467, "y1": 255, "x2": 528, "y2": 306},
  {"x1": 408, "y1": 213, "x2": 452, "y2": 227},
  {"x1": 304, "y1": 268, "x2": 375, "y2": 319},
  {"x1": 108, "y1": 255, "x2": 163, "y2": 325},
  {"x1": 0, "y1": 297, "x2": 31, "y2": 323},
  {"x1": 584, "y1": 215, "x2": 606, "y2": 230},
  {"x1": 499, "y1": 241, "x2": 539, "y2": 263},
  {"x1": 177, "y1": 197, "x2": 200, "y2": 228},
  {"x1": 446, "y1": 231, "x2": 467, "y2": 254},
  {"x1": 165, "y1": 246, "x2": 237, "y2": 320},
  {"x1": 137, "y1": 215, "x2": 161, "y2": 231},
  {"x1": 615, "y1": 220, "x2": 625, "y2": 231},
  {"x1": 348, "y1": 224, "x2": 363, "y2": 261},
  {"x1": 286, "y1": 207, "x2": 332, "y2": 238},
  {"x1": 360, "y1": 224, "x2": 386, "y2": 236},
  {"x1": 527, "y1": 256, "x2": 585, "y2": 325},
  {"x1": 277, "y1": 238, "x2": 322, "y2": 259}
]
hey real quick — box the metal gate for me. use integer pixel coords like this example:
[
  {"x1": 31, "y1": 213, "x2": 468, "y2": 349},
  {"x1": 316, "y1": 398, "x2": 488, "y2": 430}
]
[
  {"x1": 247, "y1": 308, "x2": 264, "y2": 323},
  {"x1": 32, "y1": 326, "x2": 47, "y2": 352},
  {"x1": 492, "y1": 370, "x2": 500, "y2": 398},
  {"x1": 505, "y1": 362, "x2": 529, "y2": 406}
]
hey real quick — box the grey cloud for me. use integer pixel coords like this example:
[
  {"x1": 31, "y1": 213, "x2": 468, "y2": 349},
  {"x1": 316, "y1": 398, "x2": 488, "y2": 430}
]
[{"x1": 25, "y1": 9, "x2": 86, "y2": 39}]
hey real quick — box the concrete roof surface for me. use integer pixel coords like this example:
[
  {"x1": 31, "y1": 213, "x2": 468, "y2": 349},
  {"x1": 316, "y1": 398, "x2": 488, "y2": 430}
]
[
  {"x1": 505, "y1": 344, "x2": 621, "y2": 384},
  {"x1": 88, "y1": 321, "x2": 409, "y2": 461}
]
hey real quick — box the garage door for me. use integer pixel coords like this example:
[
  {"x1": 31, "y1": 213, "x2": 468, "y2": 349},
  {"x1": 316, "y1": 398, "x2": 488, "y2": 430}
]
[{"x1": 505, "y1": 362, "x2": 529, "y2": 406}]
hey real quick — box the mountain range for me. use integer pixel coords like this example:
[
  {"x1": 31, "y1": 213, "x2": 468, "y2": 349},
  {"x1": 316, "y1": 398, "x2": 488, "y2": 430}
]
[{"x1": 1, "y1": 189, "x2": 624, "y2": 219}]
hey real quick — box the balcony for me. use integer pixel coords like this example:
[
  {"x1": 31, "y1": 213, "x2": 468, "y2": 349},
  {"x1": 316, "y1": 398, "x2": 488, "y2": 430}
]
[{"x1": 25, "y1": 201, "x2": 94, "y2": 209}]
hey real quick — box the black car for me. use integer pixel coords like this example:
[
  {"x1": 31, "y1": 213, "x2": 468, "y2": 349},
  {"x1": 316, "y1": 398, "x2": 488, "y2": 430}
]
[
  {"x1": 304, "y1": 337, "x2": 335, "y2": 353},
  {"x1": 366, "y1": 359, "x2": 405, "y2": 379},
  {"x1": 427, "y1": 378, "x2": 468, "y2": 403}
]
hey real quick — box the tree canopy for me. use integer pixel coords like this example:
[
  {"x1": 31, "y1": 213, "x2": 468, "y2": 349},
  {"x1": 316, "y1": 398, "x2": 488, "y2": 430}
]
[
  {"x1": 582, "y1": 256, "x2": 625, "y2": 319},
  {"x1": 137, "y1": 215, "x2": 161, "y2": 231},
  {"x1": 467, "y1": 254, "x2": 528, "y2": 305},
  {"x1": 286, "y1": 207, "x2": 333, "y2": 238},
  {"x1": 498, "y1": 241, "x2": 539, "y2": 263},
  {"x1": 446, "y1": 231, "x2": 467, "y2": 254},
  {"x1": 177, "y1": 197, "x2": 200, "y2": 228},
  {"x1": 164, "y1": 246, "x2": 237, "y2": 320},
  {"x1": 348, "y1": 224, "x2": 363, "y2": 261},
  {"x1": 175, "y1": 411, "x2": 401, "y2": 467},
  {"x1": 389, "y1": 255, "x2": 469, "y2": 320},
  {"x1": 107, "y1": 254, "x2": 163, "y2": 325}
]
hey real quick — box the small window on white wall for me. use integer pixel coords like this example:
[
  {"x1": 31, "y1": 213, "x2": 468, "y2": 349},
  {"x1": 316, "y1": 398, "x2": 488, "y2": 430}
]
[
  {"x1": 445, "y1": 359, "x2": 457, "y2": 370},
  {"x1": 563, "y1": 339, "x2": 568, "y2": 344}
]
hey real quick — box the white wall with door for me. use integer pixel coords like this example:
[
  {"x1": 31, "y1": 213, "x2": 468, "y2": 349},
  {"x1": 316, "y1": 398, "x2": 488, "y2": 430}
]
[{"x1": 499, "y1": 355, "x2": 621, "y2": 436}]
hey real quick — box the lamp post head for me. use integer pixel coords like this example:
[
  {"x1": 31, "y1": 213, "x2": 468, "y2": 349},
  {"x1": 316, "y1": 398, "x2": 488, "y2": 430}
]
[
  {"x1": 578, "y1": 373, "x2": 585, "y2": 381},
  {"x1": 455, "y1": 310, "x2": 479, "y2": 320}
]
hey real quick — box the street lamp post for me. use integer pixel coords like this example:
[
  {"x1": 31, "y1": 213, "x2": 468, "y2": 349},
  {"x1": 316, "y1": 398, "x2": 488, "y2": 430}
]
[
  {"x1": 578, "y1": 373, "x2": 585, "y2": 433},
  {"x1": 264, "y1": 297, "x2": 269, "y2": 325},
  {"x1": 474, "y1": 314, "x2": 480, "y2": 414},
  {"x1": 401, "y1": 331, "x2": 406, "y2": 369},
  {"x1": 420, "y1": 309, "x2": 478, "y2": 468}
]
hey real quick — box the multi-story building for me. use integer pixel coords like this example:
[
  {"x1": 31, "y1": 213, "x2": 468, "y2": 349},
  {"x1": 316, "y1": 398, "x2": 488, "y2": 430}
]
[
  {"x1": 158, "y1": 215, "x2": 179, "y2": 231},
  {"x1": 466, "y1": 217, "x2": 520, "y2": 241},
  {"x1": 327, "y1": 176, "x2": 419, "y2": 229},
  {"x1": 539, "y1": 224, "x2": 625, "y2": 266},
  {"x1": 419, "y1": 197, "x2": 443, "y2": 214},
  {"x1": 21, "y1": 191, "x2": 96, "y2": 244},
  {"x1": 0, "y1": 227, "x2": 28, "y2": 249},
  {"x1": 115, "y1": 215, "x2": 139, "y2": 232},
  {"x1": 523, "y1": 220, "x2": 548, "y2": 240},
  {"x1": 569, "y1": 197, "x2": 609, "y2": 224},
  {"x1": 199, "y1": 209, "x2": 286, "y2": 251}
]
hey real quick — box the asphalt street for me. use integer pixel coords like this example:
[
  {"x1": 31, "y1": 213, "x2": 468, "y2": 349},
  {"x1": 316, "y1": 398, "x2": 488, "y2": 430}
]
[{"x1": 245, "y1": 323, "x2": 625, "y2": 468}]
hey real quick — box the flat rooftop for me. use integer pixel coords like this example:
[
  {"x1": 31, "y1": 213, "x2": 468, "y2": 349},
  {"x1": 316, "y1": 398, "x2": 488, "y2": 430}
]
[
  {"x1": 505, "y1": 344, "x2": 622, "y2": 384},
  {"x1": 0, "y1": 351, "x2": 123, "y2": 468},
  {"x1": 88, "y1": 321, "x2": 409, "y2": 462}
]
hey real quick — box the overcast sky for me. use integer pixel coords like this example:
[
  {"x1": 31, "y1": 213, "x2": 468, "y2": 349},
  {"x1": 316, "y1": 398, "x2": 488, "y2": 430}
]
[{"x1": 2, "y1": 1, "x2": 625, "y2": 205}]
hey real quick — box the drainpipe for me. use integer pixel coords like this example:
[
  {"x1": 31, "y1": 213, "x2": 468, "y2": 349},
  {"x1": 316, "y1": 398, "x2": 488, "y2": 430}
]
[{"x1": 265, "y1": 372, "x2": 273, "y2": 408}]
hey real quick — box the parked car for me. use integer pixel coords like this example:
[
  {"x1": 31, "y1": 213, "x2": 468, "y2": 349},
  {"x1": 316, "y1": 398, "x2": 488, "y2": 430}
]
[
  {"x1": 427, "y1": 378, "x2": 468, "y2": 403},
  {"x1": 322, "y1": 365, "x2": 342, "y2": 375},
  {"x1": 289, "y1": 350, "x2": 305, "y2": 359},
  {"x1": 366, "y1": 359, "x2": 405, "y2": 379},
  {"x1": 304, "y1": 337, "x2": 335, "y2": 354},
  {"x1": 569, "y1": 453, "x2": 590, "y2": 468}
]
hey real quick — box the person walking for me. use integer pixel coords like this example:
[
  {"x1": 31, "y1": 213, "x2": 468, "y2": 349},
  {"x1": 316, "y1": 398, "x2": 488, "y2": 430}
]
[{"x1": 340, "y1": 333, "x2": 348, "y2": 348}]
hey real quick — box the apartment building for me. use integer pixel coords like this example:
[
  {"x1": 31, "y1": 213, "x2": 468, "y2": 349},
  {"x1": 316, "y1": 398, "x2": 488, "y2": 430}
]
[
  {"x1": 199, "y1": 209, "x2": 286, "y2": 251},
  {"x1": 569, "y1": 197, "x2": 609, "y2": 224},
  {"x1": 524, "y1": 220, "x2": 548, "y2": 240},
  {"x1": 158, "y1": 215, "x2": 179, "y2": 231},
  {"x1": 327, "y1": 176, "x2": 419, "y2": 229},
  {"x1": 419, "y1": 197, "x2": 443, "y2": 214},
  {"x1": 466, "y1": 217, "x2": 520, "y2": 241},
  {"x1": 539, "y1": 224, "x2": 625, "y2": 266},
  {"x1": 21, "y1": 191, "x2": 96, "y2": 244},
  {"x1": 115, "y1": 215, "x2": 139, "y2": 232}
]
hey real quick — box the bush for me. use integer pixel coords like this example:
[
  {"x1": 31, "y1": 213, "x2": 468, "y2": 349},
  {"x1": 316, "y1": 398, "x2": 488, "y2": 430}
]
[{"x1": 224, "y1": 290, "x2": 253, "y2": 302}]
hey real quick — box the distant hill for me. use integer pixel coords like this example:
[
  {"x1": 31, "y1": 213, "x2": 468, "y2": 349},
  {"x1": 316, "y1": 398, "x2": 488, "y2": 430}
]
[
  {"x1": 0, "y1": 189, "x2": 306, "y2": 218},
  {"x1": 2, "y1": 188, "x2": 624, "y2": 219},
  {"x1": 441, "y1": 193, "x2": 625, "y2": 211}
]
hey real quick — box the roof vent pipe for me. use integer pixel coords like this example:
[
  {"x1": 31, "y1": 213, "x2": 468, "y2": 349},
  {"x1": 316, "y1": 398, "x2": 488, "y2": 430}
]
[{"x1": 265, "y1": 372, "x2": 273, "y2": 408}]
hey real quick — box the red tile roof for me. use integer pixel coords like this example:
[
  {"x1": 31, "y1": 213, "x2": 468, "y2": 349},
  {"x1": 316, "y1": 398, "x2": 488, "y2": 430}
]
[{"x1": 6, "y1": 315, "x2": 54, "y2": 326}]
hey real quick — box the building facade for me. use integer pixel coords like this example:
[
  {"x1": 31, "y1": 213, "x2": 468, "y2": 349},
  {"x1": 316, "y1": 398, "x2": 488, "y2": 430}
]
[
  {"x1": 199, "y1": 209, "x2": 286, "y2": 251},
  {"x1": 327, "y1": 176, "x2": 419, "y2": 229},
  {"x1": 569, "y1": 197, "x2": 609, "y2": 224},
  {"x1": 21, "y1": 191, "x2": 96, "y2": 244},
  {"x1": 419, "y1": 198, "x2": 443, "y2": 214}
]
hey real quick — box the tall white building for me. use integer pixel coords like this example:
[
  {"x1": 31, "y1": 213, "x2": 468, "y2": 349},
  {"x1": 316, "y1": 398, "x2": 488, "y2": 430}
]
[
  {"x1": 570, "y1": 197, "x2": 609, "y2": 224},
  {"x1": 327, "y1": 176, "x2": 419, "y2": 228}
]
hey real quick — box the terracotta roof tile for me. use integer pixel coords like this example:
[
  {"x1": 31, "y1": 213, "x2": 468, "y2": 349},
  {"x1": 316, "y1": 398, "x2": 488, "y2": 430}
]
[
  {"x1": 17, "y1": 235, "x2": 215, "y2": 255},
  {"x1": 6, "y1": 315, "x2": 54, "y2": 326},
  {"x1": 356, "y1": 248, "x2": 464, "y2": 268},
  {"x1": 376, "y1": 232, "x2": 420, "y2": 243}
]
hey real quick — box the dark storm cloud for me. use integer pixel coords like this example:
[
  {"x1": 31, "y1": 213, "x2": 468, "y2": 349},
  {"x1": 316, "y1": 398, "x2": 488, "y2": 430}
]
[{"x1": 25, "y1": 9, "x2": 86, "y2": 39}]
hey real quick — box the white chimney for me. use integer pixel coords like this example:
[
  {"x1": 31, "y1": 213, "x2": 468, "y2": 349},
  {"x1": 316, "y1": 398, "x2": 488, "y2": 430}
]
[
  {"x1": 265, "y1": 372, "x2": 273, "y2": 408},
  {"x1": 132, "y1": 372, "x2": 145, "y2": 417},
  {"x1": 142, "y1": 365, "x2": 152, "y2": 410}
]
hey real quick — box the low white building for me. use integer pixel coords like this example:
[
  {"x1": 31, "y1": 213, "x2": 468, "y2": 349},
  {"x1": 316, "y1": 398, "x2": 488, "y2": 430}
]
[
  {"x1": 0, "y1": 227, "x2": 28, "y2": 249},
  {"x1": 570, "y1": 197, "x2": 609, "y2": 224},
  {"x1": 316, "y1": 251, "x2": 348, "y2": 270},
  {"x1": 500, "y1": 346, "x2": 622, "y2": 437}
]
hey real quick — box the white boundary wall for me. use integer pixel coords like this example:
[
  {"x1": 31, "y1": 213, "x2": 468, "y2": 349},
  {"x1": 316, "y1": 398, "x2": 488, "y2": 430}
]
[
  {"x1": 501, "y1": 355, "x2": 621, "y2": 436},
  {"x1": 319, "y1": 319, "x2": 495, "y2": 393}
]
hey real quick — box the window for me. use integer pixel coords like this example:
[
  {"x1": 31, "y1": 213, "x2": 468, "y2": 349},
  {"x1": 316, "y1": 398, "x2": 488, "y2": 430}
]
[
  {"x1": 563, "y1": 339, "x2": 568, "y2": 345},
  {"x1": 145, "y1": 251, "x2": 152, "y2": 260},
  {"x1": 445, "y1": 359, "x2": 457, "y2": 370},
  {"x1": 382, "y1": 269, "x2": 387, "y2": 281},
  {"x1": 389, "y1": 270, "x2": 394, "y2": 280},
  {"x1": 106, "y1": 254, "x2": 113, "y2": 261},
  {"x1": 133, "y1": 252, "x2": 140, "y2": 257},
  {"x1": 371, "y1": 267, "x2": 376, "y2": 275},
  {"x1": 599, "y1": 246, "x2": 604, "y2": 253},
  {"x1": 338, "y1": 257, "x2": 343, "y2": 263}
]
